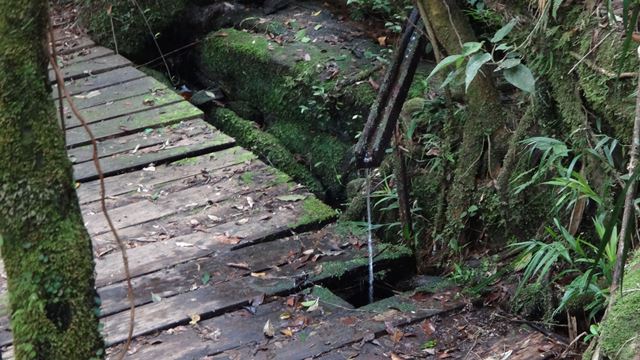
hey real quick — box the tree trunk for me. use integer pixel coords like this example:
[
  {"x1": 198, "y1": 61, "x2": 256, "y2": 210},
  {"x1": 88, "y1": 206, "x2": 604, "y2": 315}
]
[
  {"x1": 418, "y1": 0, "x2": 508, "y2": 246},
  {"x1": 0, "y1": 1, "x2": 104, "y2": 359}
]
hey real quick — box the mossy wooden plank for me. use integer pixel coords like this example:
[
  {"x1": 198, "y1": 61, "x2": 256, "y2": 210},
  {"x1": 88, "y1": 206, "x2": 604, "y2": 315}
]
[
  {"x1": 100, "y1": 234, "x2": 411, "y2": 346},
  {"x1": 76, "y1": 146, "x2": 256, "y2": 204},
  {"x1": 88, "y1": 184, "x2": 334, "y2": 257},
  {"x1": 72, "y1": 129, "x2": 235, "y2": 182},
  {"x1": 52, "y1": 67, "x2": 147, "y2": 97},
  {"x1": 63, "y1": 90, "x2": 185, "y2": 128},
  {"x1": 55, "y1": 36, "x2": 95, "y2": 55},
  {"x1": 97, "y1": 230, "x2": 354, "y2": 315},
  {"x1": 70, "y1": 76, "x2": 167, "y2": 110},
  {"x1": 68, "y1": 118, "x2": 211, "y2": 164},
  {"x1": 93, "y1": 203, "x2": 308, "y2": 285},
  {"x1": 64, "y1": 101, "x2": 202, "y2": 148},
  {"x1": 213, "y1": 296, "x2": 451, "y2": 360},
  {"x1": 54, "y1": 46, "x2": 113, "y2": 67},
  {"x1": 81, "y1": 160, "x2": 278, "y2": 236},
  {"x1": 48, "y1": 54, "x2": 131, "y2": 82}
]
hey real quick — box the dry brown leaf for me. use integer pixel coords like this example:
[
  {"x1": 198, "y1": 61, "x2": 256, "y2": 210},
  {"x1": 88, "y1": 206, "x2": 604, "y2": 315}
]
[{"x1": 263, "y1": 319, "x2": 275, "y2": 337}]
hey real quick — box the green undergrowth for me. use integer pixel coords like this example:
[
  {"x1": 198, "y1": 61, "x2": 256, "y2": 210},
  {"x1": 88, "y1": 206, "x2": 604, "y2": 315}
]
[
  {"x1": 209, "y1": 108, "x2": 324, "y2": 196},
  {"x1": 599, "y1": 250, "x2": 640, "y2": 359}
]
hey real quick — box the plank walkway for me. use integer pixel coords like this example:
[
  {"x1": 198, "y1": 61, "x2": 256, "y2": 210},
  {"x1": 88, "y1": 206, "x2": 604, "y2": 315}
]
[{"x1": 0, "y1": 24, "x2": 447, "y2": 360}]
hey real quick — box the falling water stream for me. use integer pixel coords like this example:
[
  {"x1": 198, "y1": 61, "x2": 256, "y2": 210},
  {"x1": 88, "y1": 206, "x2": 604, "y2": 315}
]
[{"x1": 364, "y1": 168, "x2": 374, "y2": 304}]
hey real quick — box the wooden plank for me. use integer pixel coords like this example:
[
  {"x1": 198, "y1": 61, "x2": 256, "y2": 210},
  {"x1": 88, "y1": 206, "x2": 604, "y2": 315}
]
[
  {"x1": 100, "y1": 246, "x2": 416, "y2": 347},
  {"x1": 73, "y1": 128, "x2": 235, "y2": 182},
  {"x1": 88, "y1": 187, "x2": 328, "y2": 262},
  {"x1": 96, "y1": 229, "x2": 353, "y2": 315},
  {"x1": 56, "y1": 46, "x2": 114, "y2": 66},
  {"x1": 69, "y1": 77, "x2": 167, "y2": 110},
  {"x1": 68, "y1": 119, "x2": 212, "y2": 164},
  {"x1": 76, "y1": 146, "x2": 257, "y2": 204},
  {"x1": 81, "y1": 160, "x2": 278, "y2": 236},
  {"x1": 49, "y1": 54, "x2": 131, "y2": 83},
  {"x1": 64, "y1": 101, "x2": 203, "y2": 148},
  {"x1": 55, "y1": 36, "x2": 95, "y2": 55},
  {"x1": 63, "y1": 91, "x2": 185, "y2": 128},
  {"x1": 52, "y1": 67, "x2": 147, "y2": 98}
]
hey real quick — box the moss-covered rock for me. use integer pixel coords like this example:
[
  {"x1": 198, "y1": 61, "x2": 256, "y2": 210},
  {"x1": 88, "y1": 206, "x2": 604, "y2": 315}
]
[
  {"x1": 209, "y1": 107, "x2": 324, "y2": 196},
  {"x1": 600, "y1": 250, "x2": 640, "y2": 359},
  {"x1": 196, "y1": 26, "x2": 384, "y2": 200}
]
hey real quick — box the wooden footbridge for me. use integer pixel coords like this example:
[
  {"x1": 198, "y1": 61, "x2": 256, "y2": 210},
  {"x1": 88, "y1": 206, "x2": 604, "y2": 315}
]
[{"x1": 0, "y1": 22, "x2": 460, "y2": 360}]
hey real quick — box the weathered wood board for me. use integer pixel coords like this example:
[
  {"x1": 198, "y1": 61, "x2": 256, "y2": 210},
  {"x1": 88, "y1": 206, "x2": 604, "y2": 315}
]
[
  {"x1": 52, "y1": 66, "x2": 147, "y2": 98},
  {"x1": 64, "y1": 101, "x2": 202, "y2": 148},
  {"x1": 49, "y1": 54, "x2": 131, "y2": 83},
  {"x1": 69, "y1": 76, "x2": 168, "y2": 110},
  {"x1": 63, "y1": 90, "x2": 185, "y2": 128}
]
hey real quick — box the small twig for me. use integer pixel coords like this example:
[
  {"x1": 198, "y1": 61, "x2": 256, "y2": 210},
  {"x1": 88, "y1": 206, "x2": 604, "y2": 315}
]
[
  {"x1": 561, "y1": 331, "x2": 586, "y2": 358},
  {"x1": 47, "y1": 17, "x2": 66, "y2": 142},
  {"x1": 568, "y1": 31, "x2": 613, "y2": 74},
  {"x1": 135, "y1": 40, "x2": 201, "y2": 69},
  {"x1": 569, "y1": 51, "x2": 637, "y2": 79},
  {"x1": 107, "y1": 5, "x2": 119, "y2": 55},
  {"x1": 129, "y1": 0, "x2": 174, "y2": 84},
  {"x1": 442, "y1": 0, "x2": 463, "y2": 48}
]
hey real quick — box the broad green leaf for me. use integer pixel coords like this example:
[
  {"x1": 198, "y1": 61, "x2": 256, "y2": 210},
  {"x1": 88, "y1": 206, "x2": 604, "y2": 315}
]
[
  {"x1": 461, "y1": 41, "x2": 484, "y2": 56},
  {"x1": 496, "y1": 58, "x2": 520, "y2": 71},
  {"x1": 503, "y1": 64, "x2": 535, "y2": 93},
  {"x1": 465, "y1": 52, "x2": 492, "y2": 91},
  {"x1": 428, "y1": 54, "x2": 464, "y2": 79},
  {"x1": 495, "y1": 43, "x2": 513, "y2": 51},
  {"x1": 491, "y1": 19, "x2": 517, "y2": 43}
]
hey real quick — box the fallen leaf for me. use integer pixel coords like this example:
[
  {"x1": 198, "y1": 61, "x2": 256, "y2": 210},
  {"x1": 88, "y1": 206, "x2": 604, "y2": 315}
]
[
  {"x1": 372, "y1": 309, "x2": 400, "y2": 322},
  {"x1": 420, "y1": 320, "x2": 436, "y2": 336},
  {"x1": 189, "y1": 313, "x2": 201, "y2": 325},
  {"x1": 213, "y1": 235, "x2": 241, "y2": 245},
  {"x1": 151, "y1": 292, "x2": 162, "y2": 303},
  {"x1": 175, "y1": 242, "x2": 194, "y2": 247},
  {"x1": 280, "y1": 328, "x2": 294, "y2": 337},
  {"x1": 377, "y1": 36, "x2": 387, "y2": 46},
  {"x1": 236, "y1": 218, "x2": 249, "y2": 225},
  {"x1": 263, "y1": 319, "x2": 275, "y2": 337},
  {"x1": 251, "y1": 293, "x2": 265, "y2": 307},
  {"x1": 251, "y1": 272, "x2": 268, "y2": 279},
  {"x1": 280, "y1": 312, "x2": 291, "y2": 320},
  {"x1": 246, "y1": 196, "x2": 254, "y2": 208}
]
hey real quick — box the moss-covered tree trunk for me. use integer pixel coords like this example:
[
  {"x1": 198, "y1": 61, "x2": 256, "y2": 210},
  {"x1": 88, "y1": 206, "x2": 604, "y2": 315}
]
[
  {"x1": 418, "y1": 0, "x2": 508, "y2": 247},
  {"x1": 0, "y1": 1, "x2": 104, "y2": 359}
]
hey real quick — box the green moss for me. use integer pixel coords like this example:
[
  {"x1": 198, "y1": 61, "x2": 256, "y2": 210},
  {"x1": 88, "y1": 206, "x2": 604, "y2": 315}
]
[
  {"x1": 307, "y1": 285, "x2": 354, "y2": 310},
  {"x1": 139, "y1": 66, "x2": 173, "y2": 88},
  {"x1": 360, "y1": 296, "x2": 416, "y2": 313},
  {"x1": 268, "y1": 120, "x2": 350, "y2": 199},
  {"x1": 210, "y1": 108, "x2": 324, "y2": 195},
  {"x1": 600, "y1": 250, "x2": 640, "y2": 359},
  {"x1": 240, "y1": 171, "x2": 255, "y2": 184},
  {"x1": 0, "y1": 2, "x2": 103, "y2": 357},
  {"x1": 317, "y1": 243, "x2": 412, "y2": 279},
  {"x1": 294, "y1": 197, "x2": 337, "y2": 228}
]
